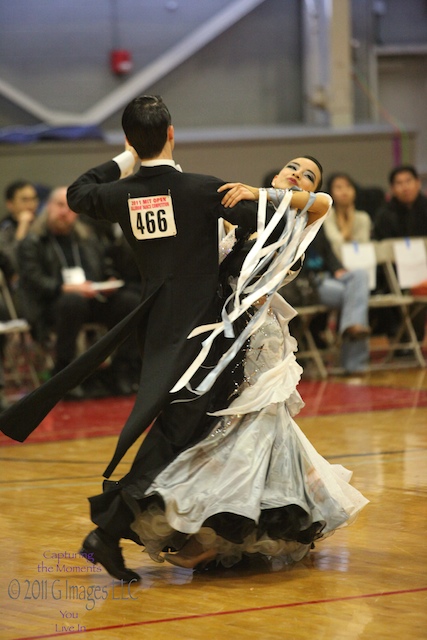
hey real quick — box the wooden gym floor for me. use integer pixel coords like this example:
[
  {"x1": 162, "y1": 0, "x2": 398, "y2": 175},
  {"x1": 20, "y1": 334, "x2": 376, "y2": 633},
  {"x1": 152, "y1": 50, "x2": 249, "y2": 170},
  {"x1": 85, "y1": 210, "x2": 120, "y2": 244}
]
[{"x1": 1, "y1": 366, "x2": 427, "y2": 640}]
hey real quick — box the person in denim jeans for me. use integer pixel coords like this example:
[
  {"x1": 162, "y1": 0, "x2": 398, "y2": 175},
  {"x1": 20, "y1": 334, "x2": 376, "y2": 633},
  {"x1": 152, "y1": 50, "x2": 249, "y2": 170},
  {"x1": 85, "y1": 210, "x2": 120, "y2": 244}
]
[{"x1": 303, "y1": 226, "x2": 370, "y2": 374}]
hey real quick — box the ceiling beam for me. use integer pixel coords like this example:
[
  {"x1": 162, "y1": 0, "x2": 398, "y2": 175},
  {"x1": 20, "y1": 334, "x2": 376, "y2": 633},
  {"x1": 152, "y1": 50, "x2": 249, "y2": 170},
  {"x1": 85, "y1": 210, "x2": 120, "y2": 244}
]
[{"x1": 0, "y1": 0, "x2": 267, "y2": 126}]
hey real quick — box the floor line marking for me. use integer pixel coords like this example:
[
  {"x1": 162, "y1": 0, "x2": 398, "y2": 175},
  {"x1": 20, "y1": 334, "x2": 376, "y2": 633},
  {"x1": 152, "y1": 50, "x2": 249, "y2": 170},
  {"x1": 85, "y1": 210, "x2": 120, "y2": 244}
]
[{"x1": 10, "y1": 586, "x2": 427, "y2": 640}]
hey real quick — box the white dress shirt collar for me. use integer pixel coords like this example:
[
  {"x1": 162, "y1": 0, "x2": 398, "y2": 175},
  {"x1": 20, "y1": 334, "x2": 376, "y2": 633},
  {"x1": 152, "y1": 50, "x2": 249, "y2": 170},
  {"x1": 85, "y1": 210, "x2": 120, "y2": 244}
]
[{"x1": 140, "y1": 159, "x2": 182, "y2": 172}]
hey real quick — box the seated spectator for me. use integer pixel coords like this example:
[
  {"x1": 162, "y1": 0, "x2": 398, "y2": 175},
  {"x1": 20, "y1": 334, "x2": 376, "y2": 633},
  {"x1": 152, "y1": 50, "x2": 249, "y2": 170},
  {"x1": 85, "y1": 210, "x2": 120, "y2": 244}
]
[
  {"x1": 373, "y1": 165, "x2": 427, "y2": 343},
  {"x1": 1, "y1": 181, "x2": 39, "y2": 273},
  {"x1": 17, "y1": 187, "x2": 141, "y2": 399},
  {"x1": 285, "y1": 226, "x2": 371, "y2": 375},
  {"x1": 324, "y1": 172, "x2": 372, "y2": 258},
  {"x1": 374, "y1": 165, "x2": 427, "y2": 239},
  {"x1": 106, "y1": 227, "x2": 142, "y2": 296},
  {"x1": 79, "y1": 213, "x2": 116, "y2": 248}
]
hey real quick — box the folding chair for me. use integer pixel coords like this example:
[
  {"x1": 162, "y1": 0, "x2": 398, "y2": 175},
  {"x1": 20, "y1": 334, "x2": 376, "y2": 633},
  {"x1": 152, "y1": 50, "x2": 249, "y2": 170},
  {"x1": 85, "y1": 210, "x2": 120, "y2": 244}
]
[
  {"x1": 0, "y1": 270, "x2": 40, "y2": 389},
  {"x1": 369, "y1": 240, "x2": 425, "y2": 369},
  {"x1": 339, "y1": 240, "x2": 425, "y2": 370},
  {"x1": 293, "y1": 304, "x2": 333, "y2": 379}
]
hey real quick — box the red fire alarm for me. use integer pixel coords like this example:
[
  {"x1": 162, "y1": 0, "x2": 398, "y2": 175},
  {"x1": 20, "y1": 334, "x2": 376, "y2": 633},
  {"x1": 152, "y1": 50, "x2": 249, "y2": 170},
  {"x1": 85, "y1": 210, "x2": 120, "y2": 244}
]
[{"x1": 110, "y1": 49, "x2": 133, "y2": 75}]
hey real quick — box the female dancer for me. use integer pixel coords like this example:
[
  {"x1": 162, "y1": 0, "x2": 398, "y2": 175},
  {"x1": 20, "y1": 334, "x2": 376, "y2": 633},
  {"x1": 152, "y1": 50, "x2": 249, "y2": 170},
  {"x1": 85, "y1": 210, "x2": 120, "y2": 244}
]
[{"x1": 127, "y1": 157, "x2": 369, "y2": 569}]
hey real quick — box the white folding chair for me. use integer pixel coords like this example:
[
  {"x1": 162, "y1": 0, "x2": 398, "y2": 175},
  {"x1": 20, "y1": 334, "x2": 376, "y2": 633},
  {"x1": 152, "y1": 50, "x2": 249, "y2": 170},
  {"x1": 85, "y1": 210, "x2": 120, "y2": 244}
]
[
  {"x1": 339, "y1": 240, "x2": 426, "y2": 370},
  {"x1": 369, "y1": 240, "x2": 425, "y2": 369}
]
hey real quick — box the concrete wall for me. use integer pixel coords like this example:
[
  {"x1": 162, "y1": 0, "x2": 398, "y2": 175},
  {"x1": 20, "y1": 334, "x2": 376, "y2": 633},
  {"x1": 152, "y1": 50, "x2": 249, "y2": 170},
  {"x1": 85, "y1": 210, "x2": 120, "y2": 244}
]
[
  {"x1": 0, "y1": 0, "x2": 303, "y2": 130},
  {"x1": 0, "y1": 125, "x2": 414, "y2": 213}
]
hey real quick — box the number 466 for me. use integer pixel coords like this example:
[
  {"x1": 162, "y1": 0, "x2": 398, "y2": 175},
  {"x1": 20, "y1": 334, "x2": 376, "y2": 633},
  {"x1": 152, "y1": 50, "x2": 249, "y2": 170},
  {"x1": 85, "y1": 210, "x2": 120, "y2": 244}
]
[{"x1": 137, "y1": 209, "x2": 168, "y2": 234}]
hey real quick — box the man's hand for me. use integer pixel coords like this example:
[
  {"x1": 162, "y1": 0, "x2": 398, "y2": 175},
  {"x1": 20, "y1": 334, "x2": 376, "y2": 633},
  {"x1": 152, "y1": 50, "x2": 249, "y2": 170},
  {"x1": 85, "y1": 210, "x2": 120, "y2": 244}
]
[
  {"x1": 95, "y1": 277, "x2": 123, "y2": 297},
  {"x1": 218, "y1": 183, "x2": 260, "y2": 208},
  {"x1": 62, "y1": 281, "x2": 98, "y2": 298},
  {"x1": 125, "y1": 140, "x2": 139, "y2": 163},
  {"x1": 113, "y1": 141, "x2": 139, "y2": 179},
  {"x1": 334, "y1": 269, "x2": 347, "y2": 280}
]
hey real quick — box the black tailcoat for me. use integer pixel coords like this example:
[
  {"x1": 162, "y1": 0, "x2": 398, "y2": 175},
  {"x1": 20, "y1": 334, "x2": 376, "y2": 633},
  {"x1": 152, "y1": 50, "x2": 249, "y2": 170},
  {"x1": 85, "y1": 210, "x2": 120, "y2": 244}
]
[{"x1": 0, "y1": 162, "x2": 262, "y2": 482}]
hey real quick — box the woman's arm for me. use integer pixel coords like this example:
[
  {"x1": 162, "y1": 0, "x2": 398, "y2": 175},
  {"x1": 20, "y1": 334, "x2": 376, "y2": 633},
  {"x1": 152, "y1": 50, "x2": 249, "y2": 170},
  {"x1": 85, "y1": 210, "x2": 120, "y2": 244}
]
[{"x1": 218, "y1": 182, "x2": 331, "y2": 224}]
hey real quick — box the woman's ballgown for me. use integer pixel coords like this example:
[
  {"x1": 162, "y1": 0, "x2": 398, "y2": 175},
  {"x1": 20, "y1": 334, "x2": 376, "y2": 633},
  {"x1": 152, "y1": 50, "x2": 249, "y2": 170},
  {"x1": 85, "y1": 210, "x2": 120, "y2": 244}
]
[
  {"x1": 130, "y1": 196, "x2": 368, "y2": 568},
  {"x1": 130, "y1": 292, "x2": 368, "y2": 568}
]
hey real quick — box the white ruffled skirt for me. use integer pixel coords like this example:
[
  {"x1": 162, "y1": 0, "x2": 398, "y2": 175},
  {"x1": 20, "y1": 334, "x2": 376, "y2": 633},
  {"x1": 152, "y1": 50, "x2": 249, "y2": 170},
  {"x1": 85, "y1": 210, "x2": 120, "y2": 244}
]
[{"x1": 131, "y1": 301, "x2": 368, "y2": 567}]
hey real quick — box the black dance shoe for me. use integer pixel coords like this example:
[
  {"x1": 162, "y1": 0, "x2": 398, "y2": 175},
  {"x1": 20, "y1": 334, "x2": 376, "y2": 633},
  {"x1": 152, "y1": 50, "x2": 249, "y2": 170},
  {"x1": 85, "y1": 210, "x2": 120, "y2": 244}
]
[{"x1": 80, "y1": 530, "x2": 140, "y2": 583}]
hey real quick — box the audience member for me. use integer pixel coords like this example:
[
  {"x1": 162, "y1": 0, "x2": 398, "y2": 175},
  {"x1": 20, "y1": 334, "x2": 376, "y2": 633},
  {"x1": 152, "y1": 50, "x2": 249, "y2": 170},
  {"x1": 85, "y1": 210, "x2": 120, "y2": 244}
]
[
  {"x1": 374, "y1": 165, "x2": 427, "y2": 239},
  {"x1": 106, "y1": 227, "x2": 141, "y2": 296},
  {"x1": 17, "y1": 187, "x2": 141, "y2": 398},
  {"x1": 79, "y1": 213, "x2": 116, "y2": 248},
  {"x1": 324, "y1": 173, "x2": 372, "y2": 258},
  {"x1": 1, "y1": 181, "x2": 39, "y2": 272},
  {"x1": 285, "y1": 226, "x2": 371, "y2": 375},
  {"x1": 373, "y1": 165, "x2": 427, "y2": 343}
]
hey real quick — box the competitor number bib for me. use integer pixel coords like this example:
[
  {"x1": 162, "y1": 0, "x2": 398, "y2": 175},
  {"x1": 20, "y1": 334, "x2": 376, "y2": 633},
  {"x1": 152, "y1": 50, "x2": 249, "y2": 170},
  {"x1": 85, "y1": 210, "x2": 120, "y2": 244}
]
[{"x1": 128, "y1": 195, "x2": 177, "y2": 240}]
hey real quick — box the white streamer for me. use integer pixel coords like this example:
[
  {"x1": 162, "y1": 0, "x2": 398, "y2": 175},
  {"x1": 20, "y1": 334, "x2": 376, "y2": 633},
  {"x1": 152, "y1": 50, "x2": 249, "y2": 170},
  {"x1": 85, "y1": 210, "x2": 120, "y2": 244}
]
[{"x1": 170, "y1": 189, "x2": 329, "y2": 395}]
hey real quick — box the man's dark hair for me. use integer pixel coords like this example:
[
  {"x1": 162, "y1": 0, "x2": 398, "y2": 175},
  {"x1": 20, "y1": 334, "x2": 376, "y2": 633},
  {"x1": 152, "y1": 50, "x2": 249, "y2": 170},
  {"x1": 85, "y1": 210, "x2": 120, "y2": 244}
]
[
  {"x1": 301, "y1": 155, "x2": 323, "y2": 191},
  {"x1": 388, "y1": 164, "x2": 419, "y2": 185},
  {"x1": 121, "y1": 95, "x2": 172, "y2": 159},
  {"x1": 5, "y1": 180, "x2": 34, "y2": 201}
]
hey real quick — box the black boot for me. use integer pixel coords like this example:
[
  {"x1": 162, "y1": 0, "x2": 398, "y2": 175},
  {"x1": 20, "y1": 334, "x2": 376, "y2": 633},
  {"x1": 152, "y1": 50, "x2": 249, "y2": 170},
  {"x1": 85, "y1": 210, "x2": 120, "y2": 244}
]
[{"x1": 80, "y1": 529, "x2": 140, "y2": 583}]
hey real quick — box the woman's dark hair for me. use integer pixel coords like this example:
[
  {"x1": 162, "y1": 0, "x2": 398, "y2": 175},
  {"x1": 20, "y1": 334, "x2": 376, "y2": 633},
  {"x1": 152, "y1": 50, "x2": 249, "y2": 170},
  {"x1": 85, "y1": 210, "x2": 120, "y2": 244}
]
[
  {"x1": 261, "y1": 169, "x2": 280, "y2": 188},
  {"x1": 325, "y1": 172, "x2": 357, "y2": 195},
  {"x1": 301, "y1": 155, "x2": 323, "y2": 191},
  {"x1": 121, "y1": 95, "x2": 171, "y2": 159}
]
